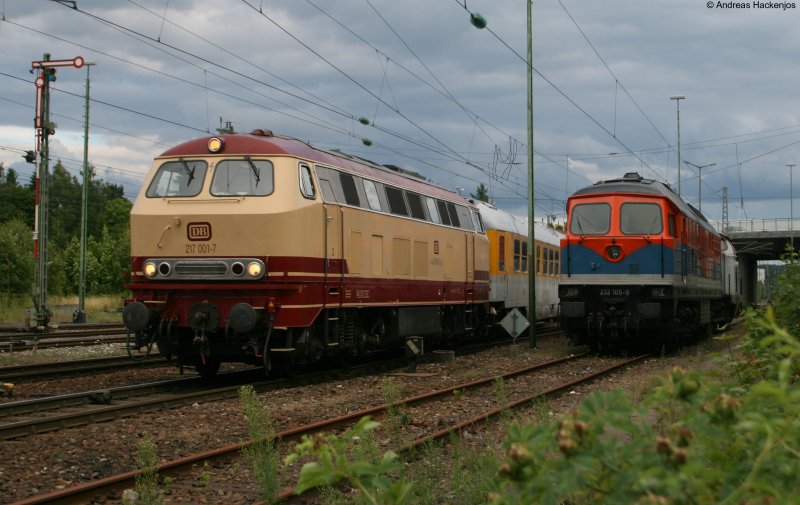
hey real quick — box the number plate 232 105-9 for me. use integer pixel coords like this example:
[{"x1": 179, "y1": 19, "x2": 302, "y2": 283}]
[{"x1": 599, "y1": 288, "x2": 630, "y2": 296}]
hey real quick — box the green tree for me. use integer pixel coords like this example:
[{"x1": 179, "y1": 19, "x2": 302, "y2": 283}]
[
  {"x1": 0, "y1": 219, "x2": 34, "y2": 293},
  {"x1": 471, "y1": 183, "x2": 490, "y2": 203}
]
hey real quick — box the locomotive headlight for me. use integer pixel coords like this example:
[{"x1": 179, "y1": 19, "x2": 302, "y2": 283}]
[
  {"x1": 143, "y1": 261, "x2": 157, "y2": 278},
  {"x1": 606, "y1": 246, "x2": 622, "y2": 260},
  {"x1": 651, "y1": 287, "x2": 671, "y2": 297},
  {"x1": 246, "y1": 261, "x2": 263, "y2": 277},
  {"x1": 207, "y1": 137, "x2": 224, "y2": 153},
  {"x1": 560, "y1": 286, "x2": 581, "y2": 298}
]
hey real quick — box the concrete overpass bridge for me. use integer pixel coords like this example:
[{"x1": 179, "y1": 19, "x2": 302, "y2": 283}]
[{"x1": 709, "y1": 218, "x2": 798, "y2": 305}]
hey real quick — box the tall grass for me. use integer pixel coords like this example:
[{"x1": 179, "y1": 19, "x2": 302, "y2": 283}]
[{"x1": 0, "y1": 294, "x2": 124, "y2": 325}]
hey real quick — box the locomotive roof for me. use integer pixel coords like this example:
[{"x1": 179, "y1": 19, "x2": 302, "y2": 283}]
[
  {"x1": 159, "y1": 130, "x2": 470, "y2": 206},
  {"x1": 572, "y1": 172, "x2": 718, "y2": 235},
  {"x1": 472, "y1": 200, "x2": 563, "y2": 246}
]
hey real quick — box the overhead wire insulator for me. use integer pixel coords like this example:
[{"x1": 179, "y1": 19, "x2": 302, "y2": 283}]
[
  {"x1": 358, "y1": 117, "x2": 370, "y2": 125},
  {"x1": 470, "y1": 12, "x2": 487, "y2": 29},
  {"x1": 362, "y1": 138, "x2": 373, "y2": 146}
]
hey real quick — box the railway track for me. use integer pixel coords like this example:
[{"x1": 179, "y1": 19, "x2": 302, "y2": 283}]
[
  {"x1": 0, "y1": 354, "x2": 166, "y2": 382},
  {"x1": 0, "y1": 326, "x2": 128, "y2": 353},
  {"x1": 10, "y1": 352, "x2": 649, "y2": 504}
]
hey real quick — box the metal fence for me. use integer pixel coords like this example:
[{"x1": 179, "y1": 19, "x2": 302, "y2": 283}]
[{"x1": 710, "y1": 218, "x2": 800, "y2": 233}]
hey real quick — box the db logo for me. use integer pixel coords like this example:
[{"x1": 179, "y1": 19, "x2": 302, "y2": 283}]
[{"x1": 187, "y1": 222, "x2": 212, "y2": 241}]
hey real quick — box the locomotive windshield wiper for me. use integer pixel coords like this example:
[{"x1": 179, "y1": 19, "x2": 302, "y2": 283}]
[
  {"x1": 574, "y1": 215, "x2": 586, "y2": 243},
  {"x1": 245, "y1": 155, "x2": 261, "y2": 186},
  {"x1": 179, "y1": 158, "x2": 195, "y2": 184}
]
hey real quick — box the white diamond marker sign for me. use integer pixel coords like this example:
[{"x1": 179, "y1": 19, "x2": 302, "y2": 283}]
[{"x1": 500, "y1": 308, "x2": 529, "y2": 340}]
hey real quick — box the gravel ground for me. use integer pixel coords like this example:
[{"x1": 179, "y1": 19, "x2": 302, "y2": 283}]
[{"x1": 0, "y1": 327, "x2": 743, "y2": 504}]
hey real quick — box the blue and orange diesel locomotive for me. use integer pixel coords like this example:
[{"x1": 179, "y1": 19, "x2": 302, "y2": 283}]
[{"x1": 559, "y1": 172, "x2": 740, "y2": 351}]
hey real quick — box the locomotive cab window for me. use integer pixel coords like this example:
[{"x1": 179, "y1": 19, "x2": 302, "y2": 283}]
[
  {"x1": 299, "y1": 163, "x2": 316, "y2": 199},
  {"x1": 339, "y1": 172, "x2": 361, "y2": 206},
  {"x1": 211, "y1": 158, "x2": 273, "y2": 196},
  {"x1": 620, "y1": 202, "x2": 662, "y2": 235},
  {"x1": 569, "y1": 203, "x2": 610, "y2": 235},
  {"x1": 146, "y1": 160, "x2": 208, "y2": 198}
]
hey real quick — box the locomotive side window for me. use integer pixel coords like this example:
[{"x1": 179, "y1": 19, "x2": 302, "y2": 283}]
[
  {"x1": 406, "y1": 192, "x2": 427, "y2": 220},
  {"x1": 437, "y1": 200, "x2": 452, "y2": 226},
  {"x1": 146, "y1": 160, "x2": 207, "y2": 198},
  {"x1": 339, "y1": 172, "x2": 361, "y2": 206},
  {"x1": 211, "y1": 159, "x2": 273, "y2": 196},
  {"x1": 446, "y1": 202, "x2": 460, "y2": 228},
  {"x1": 385, "y1": 186, "x2": 408, "y2": 216},
  {"x1": 299, "y1": 164, "x2": 316, "y2": 199},
  {"x1": 620, "y1": 202, "x2": 662, "y2": 234},
  {"x1": 425, "y1": 197, "x2": 441, "y2": 224},
  {"x1": 513, "y1": 239, "x2": 521, "y2": 272},
  {"x1": 455, "y1": 205, "x2": 473, "y2": 230},
  {"x1": 363, "y1": 179, "x2": 382, "y2": 211},
  {"x1": 668, "y1": 214, "x2": 677, "y2": 237},
  {"x1": 471, "y1": 211, "x2": 485, "y2": 233},
  {"x1": 570, "y1": 203, "x2": 610, "y2": 235}
]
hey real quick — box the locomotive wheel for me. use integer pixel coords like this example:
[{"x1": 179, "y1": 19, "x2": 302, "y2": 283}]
[{"x1": 195, "y1": 357, "x2": 221, "y2": 378}]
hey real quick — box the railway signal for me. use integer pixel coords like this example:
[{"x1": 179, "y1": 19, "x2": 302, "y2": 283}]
[{"x1": 30, "y1": 53, "x2": 86, "y2": 330}]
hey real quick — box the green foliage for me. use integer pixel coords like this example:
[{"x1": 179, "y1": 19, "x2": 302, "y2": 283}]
[
  {"x1": 239, "y1": 385, "x2": 281, "y2": 504},
  {"x1": 771, "y1": 245, "x2": 800, "y2": 335},
  {"x1": 471, "y1": 183, "x2": 491, "y2": 203},
  {"x1": 133, "y1": 436, "x2": 163, "y2": 505},
  {"x1": 285, "y1": 416, "x2": 413, "y2": 505},
  {"x1": 0, "y1": 219, "x2": 34, "y2": 294},
  {"x1": 0, "y1": 159, "x2": 131, "y2": 297},
  {"x1": 491, "y1": 311, "x2": 800, "y2": 505},
  {"x1": 381, "y1": 377, "x2": 412, "y2": 442}
]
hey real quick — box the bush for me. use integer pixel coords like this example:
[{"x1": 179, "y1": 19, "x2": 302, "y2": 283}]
[{"x1": 491, "y1": 310, "x2": 800, "y2": 504}]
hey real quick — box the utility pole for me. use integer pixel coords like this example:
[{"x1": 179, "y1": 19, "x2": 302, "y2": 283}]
[
  {"x1": 670, "y1": 95, "x2": 685, "y2": 195},
  {"x1": 789, "y1": 163, "x2": 796, "y2": 249},
  {"x1": 75, "y1": 62, "x2": 96, "y2": 323},
  {"x1": 31, "y1": 54, "x2": 86, "y2": 330}
]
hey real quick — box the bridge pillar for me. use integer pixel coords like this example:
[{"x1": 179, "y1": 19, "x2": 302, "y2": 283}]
[{"x1": 738, "y1": 253, "x2": 758, "y2": 307}]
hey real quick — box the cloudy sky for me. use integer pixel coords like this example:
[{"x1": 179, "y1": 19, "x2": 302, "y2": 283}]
[{"x1": 2, "y1": 0, "x2": 800, "y2": 226}]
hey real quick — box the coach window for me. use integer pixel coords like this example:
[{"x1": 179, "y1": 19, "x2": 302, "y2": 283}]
[
  {"x1": 386, "y1": 186, "x2": 408, "y2": 216},
  {"x1": 570, "y1": 203, "x2": 610, "y2": 235},
  {"x1": 146, "y1": 160, "x2": 208, "y2": 198},
  {"x1": 522, "y1": 241, "x2": 528, "y2": 272},
  {"x1": 513, "y1": 239, "x2": 521, "y2": 272},
  {"x1": 363, "y1": 179, "x2": 382, "y2": 211},
  {"x1": 499, "y1": 236, "x2": 506, "y2": 271},
  {"x1": 211, "y1": 158, "x2": 273, "y2": 196},
  {"x1": 536, "y1": 245, "x2": 541, "y2": 274},
  {"x1": 554, "y1": 250, "x2": 560, "y2": 274},
  {"x1": 299, "y1": 164, "x2": 315, "y2": 199},
  {"x1": 620, "y1": 202, "x2": 662, "y2": 235}
]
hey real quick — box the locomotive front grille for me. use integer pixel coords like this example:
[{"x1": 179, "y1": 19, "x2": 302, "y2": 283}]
[
  {"x1": 174, "y1": 261, "x2": 228, "y2": 276},
  {"x1": 141, "y1": 258, "x2": 266, "y2": 281}
]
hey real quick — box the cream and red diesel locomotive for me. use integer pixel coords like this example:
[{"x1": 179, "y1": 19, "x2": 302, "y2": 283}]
[{"x1": 122, "y1": 129, "x2": 562, "y2": 375}]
